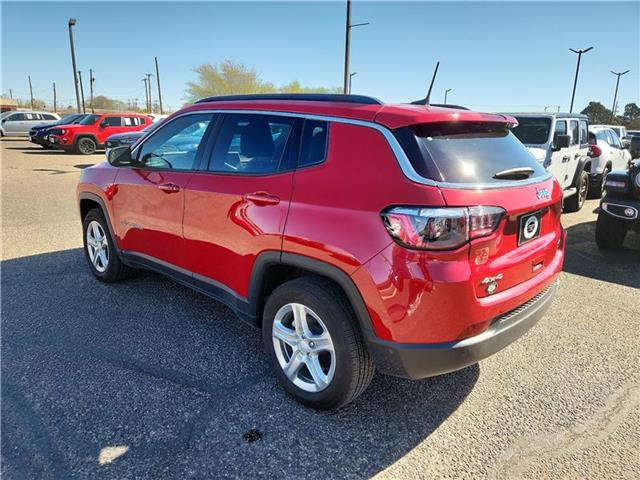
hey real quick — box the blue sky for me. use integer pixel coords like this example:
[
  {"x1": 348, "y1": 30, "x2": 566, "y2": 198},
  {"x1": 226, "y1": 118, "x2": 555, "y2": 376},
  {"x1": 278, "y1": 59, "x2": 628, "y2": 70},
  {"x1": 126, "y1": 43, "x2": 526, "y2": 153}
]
[{"x1": 2, "y1": 1, "x2": 639, "y2": 113}]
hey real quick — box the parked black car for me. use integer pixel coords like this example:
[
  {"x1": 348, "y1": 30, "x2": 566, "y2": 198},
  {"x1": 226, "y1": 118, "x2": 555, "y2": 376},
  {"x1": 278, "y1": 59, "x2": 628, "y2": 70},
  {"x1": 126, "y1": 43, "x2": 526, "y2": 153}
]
[
  {"x1": 596, "y1": 151, "x2": 640, "y2": 249},
  {"x1": 105, "y1": 120, "x2": 163, "y2": 152},
  {"x1": 29, "y1": 113, "x2": 88, "y2": 149}
]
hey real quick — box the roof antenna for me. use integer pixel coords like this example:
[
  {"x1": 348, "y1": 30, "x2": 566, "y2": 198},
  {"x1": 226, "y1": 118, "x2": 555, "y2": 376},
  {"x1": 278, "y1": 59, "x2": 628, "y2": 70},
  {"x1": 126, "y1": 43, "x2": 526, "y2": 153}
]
[{"x1": 425, "y1": 61, "x2": 440, "y2": 106}]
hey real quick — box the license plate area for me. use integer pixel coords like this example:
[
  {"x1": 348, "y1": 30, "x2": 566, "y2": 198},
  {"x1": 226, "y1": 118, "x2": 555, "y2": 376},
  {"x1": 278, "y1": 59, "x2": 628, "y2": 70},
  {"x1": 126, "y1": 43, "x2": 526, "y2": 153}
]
[{"x1": 518, "y1": 210, "x2": 542, "y2": 246}]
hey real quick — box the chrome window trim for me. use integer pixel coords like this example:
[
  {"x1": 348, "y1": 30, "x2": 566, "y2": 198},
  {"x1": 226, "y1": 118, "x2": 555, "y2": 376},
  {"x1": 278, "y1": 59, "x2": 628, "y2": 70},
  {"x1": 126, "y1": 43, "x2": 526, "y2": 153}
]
[{"x1": 132, "y1": 109, "x2": 551, "y2": 190}]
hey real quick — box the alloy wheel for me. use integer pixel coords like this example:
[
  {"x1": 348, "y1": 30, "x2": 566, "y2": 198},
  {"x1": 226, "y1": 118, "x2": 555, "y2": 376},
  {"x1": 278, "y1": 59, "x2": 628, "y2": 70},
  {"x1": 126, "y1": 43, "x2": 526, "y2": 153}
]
[
  {"x1": 86, "y1": 220, "x2": 109, "y2": 273},
  {"x1": 579, "y1": 174, "x2": 588, "y2": 207},
  {"x1": 272, "y1": 303, "x2": 336, "y2": 393},
  {"x1": 79, "y1": 139, "x2": 95, "y2": 154}
]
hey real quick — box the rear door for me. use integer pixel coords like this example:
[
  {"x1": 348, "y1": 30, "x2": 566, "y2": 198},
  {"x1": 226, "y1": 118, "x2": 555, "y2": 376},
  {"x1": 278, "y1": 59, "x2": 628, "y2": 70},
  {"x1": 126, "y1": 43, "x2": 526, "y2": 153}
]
[
  {"x1": 182, "y1": 112, "x2": 299, "y2": 298},
  {"x1": 112, "y1": 113, "x2": 215, "y2": 269},
  {"x1": 606, "y1": 129, "x2": 626, "y2": 169}
]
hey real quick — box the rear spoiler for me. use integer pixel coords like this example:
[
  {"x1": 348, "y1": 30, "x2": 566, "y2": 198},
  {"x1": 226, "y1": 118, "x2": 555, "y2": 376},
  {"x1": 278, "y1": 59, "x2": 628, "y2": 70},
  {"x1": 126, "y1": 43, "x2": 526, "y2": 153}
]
[{"x1": 410, "y1": 99, "x2": 469, "y2": 110}]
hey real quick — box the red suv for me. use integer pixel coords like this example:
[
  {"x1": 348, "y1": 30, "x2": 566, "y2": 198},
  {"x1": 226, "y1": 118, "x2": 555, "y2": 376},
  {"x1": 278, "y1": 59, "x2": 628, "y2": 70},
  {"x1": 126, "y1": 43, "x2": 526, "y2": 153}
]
[
  {"x1": 49, "y1": 112, "x2": 152, "y2": 155},
  {"x1": 77, "y1": 94, "x2": 565, "y2": 409}
]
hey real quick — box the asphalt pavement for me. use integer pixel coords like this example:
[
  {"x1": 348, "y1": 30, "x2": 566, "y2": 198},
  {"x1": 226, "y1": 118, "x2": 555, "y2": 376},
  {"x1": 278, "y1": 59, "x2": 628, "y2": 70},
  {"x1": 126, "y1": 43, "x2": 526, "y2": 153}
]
[{"x1": 1, "y1": 138, "x2": 639, "y2": 479}]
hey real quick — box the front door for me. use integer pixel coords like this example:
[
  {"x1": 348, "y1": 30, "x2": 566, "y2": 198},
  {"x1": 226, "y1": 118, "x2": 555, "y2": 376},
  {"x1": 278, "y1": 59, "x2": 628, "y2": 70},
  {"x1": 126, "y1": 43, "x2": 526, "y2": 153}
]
[
  {"x1": 183, "y1": 112, "x2": 299, "y2": 298},
  {"x1": 549, "y1": 120, "x2": 571, "y2": 188},
  {"x1": 112, "y1": 113, "x2": 215, "y2": 270}
]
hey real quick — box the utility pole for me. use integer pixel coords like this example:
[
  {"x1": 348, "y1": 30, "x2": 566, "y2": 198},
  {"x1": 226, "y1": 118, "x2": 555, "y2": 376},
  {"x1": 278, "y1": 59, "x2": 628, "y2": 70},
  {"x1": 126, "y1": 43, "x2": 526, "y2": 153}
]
[
  {"x1": 155, "y1": 57, "x2": 163, "y2": 114},
  {"x1": 609, "y1": 70, "x2": 630, "y2": 123},
  {"x1": 89, "y1": 68, "x2": 95, "y2": 113},
  {"x1": 444, "y1": 88, "x2": 452, "y2": 104},
  {"x1": 142, "y1": 78, "x2": 149, "y2": 113},
  {"x1": 53, "y1": 82, "x2": 57, "y2": 112},
  {"x1": 28, "y1": 76, "x2": 34, "y2": 109},
  {"x1": 146, "y1": 73, "x2": 153, "y2": 113},
  {"x1": 9, "y1": 88, "x2": 12, "y2": 99},
  {"x1": 78, "y1": 70, "x2": 86, "y2": 113},
  {"x1": 68, "y1": 18, "x2": 81, "y2": 113},
  {"x1": 568, "y1": 46, "x2": 593, "y2": 113},
  {"x1": 349, "y1": 72, "x2": 357, "y2": 94},
  {"x1": 342, "y1": 0, "x2": 369, "y2": 94}
]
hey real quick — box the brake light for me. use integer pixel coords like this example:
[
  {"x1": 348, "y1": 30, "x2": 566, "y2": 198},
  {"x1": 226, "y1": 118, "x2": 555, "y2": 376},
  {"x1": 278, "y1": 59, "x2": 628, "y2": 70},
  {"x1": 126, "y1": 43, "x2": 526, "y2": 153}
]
[
  {"x1": 588, "y1": 144, "x2": 602, "y2": 157},
  {"x1": 382, "y1": 206, "x2": 505, "y2": 250}
]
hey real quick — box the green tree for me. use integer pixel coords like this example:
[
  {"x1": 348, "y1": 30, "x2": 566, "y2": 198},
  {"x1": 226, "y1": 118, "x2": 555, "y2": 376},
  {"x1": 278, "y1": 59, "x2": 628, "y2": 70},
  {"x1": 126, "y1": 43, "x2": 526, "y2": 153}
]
[
  {"x1": 623, "y1": 103, "x2": 640, "y2": 128},
  {"x1": 184, "y1": 60, "x2": 340, "y2": 102},
  {"x1": 580, "y1": 102, "x2": 613, "y2": 124}
]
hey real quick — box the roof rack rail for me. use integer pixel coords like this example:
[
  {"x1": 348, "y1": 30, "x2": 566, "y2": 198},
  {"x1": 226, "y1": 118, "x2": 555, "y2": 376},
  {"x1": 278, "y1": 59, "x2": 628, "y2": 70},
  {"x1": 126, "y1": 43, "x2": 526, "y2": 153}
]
[
  {"x1": 195, "y1": 93, "x2": 383, "y2": 105},
  {"x1": 409, "y1": 99, "x2": 469, "y2": 110}
]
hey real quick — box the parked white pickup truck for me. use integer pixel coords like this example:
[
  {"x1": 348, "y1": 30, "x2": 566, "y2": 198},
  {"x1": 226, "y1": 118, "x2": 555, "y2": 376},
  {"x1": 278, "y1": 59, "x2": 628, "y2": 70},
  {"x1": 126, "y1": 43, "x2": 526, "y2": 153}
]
[{"x1": 509, "y1": 113, "x2": 591, "y2": 212}]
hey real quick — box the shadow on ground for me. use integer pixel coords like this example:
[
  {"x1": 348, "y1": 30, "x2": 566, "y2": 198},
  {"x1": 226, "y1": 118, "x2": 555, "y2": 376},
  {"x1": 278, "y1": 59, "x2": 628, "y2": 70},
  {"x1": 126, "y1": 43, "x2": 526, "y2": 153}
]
[
  {"x1": 1, "y1": 248, "x2": 478, "y2": 479},
  {"x1": 564, "y1": 220, "x2": 640, "y2": 289}
]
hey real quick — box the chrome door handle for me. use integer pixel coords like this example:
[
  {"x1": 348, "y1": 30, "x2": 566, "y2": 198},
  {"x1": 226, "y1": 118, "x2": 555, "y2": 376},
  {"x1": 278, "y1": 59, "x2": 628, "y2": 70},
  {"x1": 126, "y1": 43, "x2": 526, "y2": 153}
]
[
  {"x1": 158, "y1": 183, "x2": 180, "y2": 193},
  {"x1": 244, "y1": 191, "x2": 280, "y2": 206}
]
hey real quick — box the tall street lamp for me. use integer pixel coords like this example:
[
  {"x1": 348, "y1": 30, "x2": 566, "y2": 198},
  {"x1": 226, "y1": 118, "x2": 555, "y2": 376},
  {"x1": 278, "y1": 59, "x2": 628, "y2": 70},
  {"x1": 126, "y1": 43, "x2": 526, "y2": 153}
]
[
  {"x1": 349, "y1": 72, "x2": 357, "y2": 94},
  {"x1": 444, "y1": 88, "x2": 452, "y2": 104},
  {"x1": 342, "y1": 0, "x2": 369, "y2": 94},
  {"x1": 610, "y1": 70, "x2": 630, "y2": 122},
  {"x1": 68, "y1": 18, "x2": 81, "y2": 113},
  {"x1": 568, "y1": 46, "x2": 593, "y2": 113}
]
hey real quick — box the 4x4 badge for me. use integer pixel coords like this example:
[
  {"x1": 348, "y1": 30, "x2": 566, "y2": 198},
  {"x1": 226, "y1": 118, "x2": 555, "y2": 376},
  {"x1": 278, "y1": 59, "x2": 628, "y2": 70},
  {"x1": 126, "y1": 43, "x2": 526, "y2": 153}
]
[
  {"x1": 482, "y1": 273, "x2": 503, "y2": 294},
  {"x1": 536, "y1": 187, "x2": 550, "y2": 200}
]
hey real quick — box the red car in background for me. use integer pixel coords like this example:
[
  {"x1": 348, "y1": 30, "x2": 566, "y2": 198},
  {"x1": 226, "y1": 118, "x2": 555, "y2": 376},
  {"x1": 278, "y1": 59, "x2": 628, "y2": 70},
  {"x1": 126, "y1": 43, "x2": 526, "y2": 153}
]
[
  {"x1": 49, "y1": 112, "x2": 152, "y2": 154},
  {"x1": 77, "y1": 94, "x2": 565, "y2": 409}
]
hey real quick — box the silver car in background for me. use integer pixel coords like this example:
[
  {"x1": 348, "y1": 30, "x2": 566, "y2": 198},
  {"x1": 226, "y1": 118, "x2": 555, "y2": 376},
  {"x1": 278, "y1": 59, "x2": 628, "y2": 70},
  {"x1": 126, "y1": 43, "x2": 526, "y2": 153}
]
[{"x1": 0, "y1": 111, "x2": 60, "y2": 136}]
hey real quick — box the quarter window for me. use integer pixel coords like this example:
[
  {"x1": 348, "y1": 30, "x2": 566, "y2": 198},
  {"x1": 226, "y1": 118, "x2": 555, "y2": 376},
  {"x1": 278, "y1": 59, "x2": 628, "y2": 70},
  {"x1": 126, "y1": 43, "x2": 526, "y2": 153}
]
[
  {"x1": 43, "y1": 114, "x2": 57, "y2": 120},
  {"x1": 136, "y1": 113, "x2": 212, "y2": 170},
  {"x1": 208, "y1": 113, "x2": 295, "y2": 174},
  {"x1": 299, "y1": 120, "x2": 328, "y2": 167}
]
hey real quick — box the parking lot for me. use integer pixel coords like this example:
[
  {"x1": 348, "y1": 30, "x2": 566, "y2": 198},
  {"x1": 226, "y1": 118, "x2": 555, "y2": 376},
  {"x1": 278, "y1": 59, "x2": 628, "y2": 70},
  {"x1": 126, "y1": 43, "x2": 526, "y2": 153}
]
[{"x1": 1, "y1": 137, "x2": 639, "y2": 479}]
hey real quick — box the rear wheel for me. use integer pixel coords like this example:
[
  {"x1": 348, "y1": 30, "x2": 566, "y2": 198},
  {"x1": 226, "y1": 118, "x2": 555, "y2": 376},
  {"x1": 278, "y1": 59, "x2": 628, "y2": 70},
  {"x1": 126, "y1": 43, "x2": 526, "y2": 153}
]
[
  {"x1": 82, "y1": 208, "x2": 132, "y2": 282},
  {"x1": 564, "y1": 170, "x2": 589, "y2": 213},
  {"x1": 262, "y1": 277, "x2": 374, "y2": 410},
  {"x1": 76, "y1": 137, "x2": 97, "y2": 155},
  {"x1": 595, "y1": 212, "x2": 627, "y2": 249}
]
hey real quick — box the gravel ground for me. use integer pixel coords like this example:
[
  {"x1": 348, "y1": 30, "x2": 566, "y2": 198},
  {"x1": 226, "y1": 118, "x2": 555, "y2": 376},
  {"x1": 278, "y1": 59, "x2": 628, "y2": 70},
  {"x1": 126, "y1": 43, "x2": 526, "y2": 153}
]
[{"x1": 1, "y1": 138, "x2": 639, "y2": 479}]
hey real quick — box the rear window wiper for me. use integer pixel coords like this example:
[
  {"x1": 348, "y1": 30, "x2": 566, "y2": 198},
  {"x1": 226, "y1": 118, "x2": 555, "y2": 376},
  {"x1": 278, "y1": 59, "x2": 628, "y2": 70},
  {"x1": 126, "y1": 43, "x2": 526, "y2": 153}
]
[{"x1": 493, "y1": 167, "x2": 535, "y2": 180}]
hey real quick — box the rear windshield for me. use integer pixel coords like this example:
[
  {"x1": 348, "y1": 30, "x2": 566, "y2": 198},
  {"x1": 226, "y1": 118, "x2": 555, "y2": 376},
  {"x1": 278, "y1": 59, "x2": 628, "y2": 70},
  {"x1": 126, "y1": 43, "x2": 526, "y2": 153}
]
[
  {"x1": 511, "y1": 117, "x2": 552, "y2": 145},
  {"x1": 79, "y1": 114, "x2": 100, "y2": 125},
  {"x1": 395, "y1": 122, "x2": 547, "y2": 184}
]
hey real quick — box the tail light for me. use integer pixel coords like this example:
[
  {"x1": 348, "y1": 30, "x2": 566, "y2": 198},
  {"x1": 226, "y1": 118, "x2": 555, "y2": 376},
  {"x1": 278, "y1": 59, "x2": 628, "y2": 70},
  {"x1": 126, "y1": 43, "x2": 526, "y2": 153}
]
[
  {"x1": 588, "y1": 145, "x2": 602, "y2": 157},
  {"x1": 382, "y1": 206, "x2": 505, "y2": 250}
]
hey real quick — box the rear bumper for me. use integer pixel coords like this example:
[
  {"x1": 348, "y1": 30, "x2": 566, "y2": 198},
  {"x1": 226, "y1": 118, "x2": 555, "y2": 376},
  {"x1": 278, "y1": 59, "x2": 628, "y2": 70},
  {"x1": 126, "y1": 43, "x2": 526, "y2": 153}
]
[{"x1": 367, "y1": 279, "x2": 558, "y2": 379}]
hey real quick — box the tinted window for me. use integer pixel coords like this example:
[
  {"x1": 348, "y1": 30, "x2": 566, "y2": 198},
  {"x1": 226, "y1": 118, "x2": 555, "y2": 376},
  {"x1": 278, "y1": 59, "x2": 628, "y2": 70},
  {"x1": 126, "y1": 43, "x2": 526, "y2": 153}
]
[
  {"x1": 103, "y1": 116, "x2": 122, "y2": 127},
  {"x1": 570, "y1": 120, "x2": 579, "y2": 145},
  {"x1": 7, "y1": 113, "x2": 26, "y2": 121},
  {"x1": 399, "y1": 122, "x2": 547, "y2": 184},
  {"x1": 136, "y1": 113, "x2": 212, "y2": 170},
  {"x1": 299, "y1": 120, "x2": 328, "y2": 167},
  {"x1": 510, "y1": 117, "x2": 551, "y2": 145},
  {"x1": 43, "y1": 114, "x2": 58, "y2": 120},
  {"x1": 580, "y1": 120, "x2": 588, "y2": 144},
  {"x1": 208, "y1": 113, "x2": 295, "y2": 174},
  {"x1": 79, "y1": 114, "x2": 100, "y2": 125}
]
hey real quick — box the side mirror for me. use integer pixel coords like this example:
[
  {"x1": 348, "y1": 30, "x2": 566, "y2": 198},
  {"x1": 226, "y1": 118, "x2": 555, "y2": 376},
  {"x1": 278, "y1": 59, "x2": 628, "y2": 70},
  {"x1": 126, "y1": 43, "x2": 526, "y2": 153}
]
[
  {"x1": 553, "y1": 134, "x2": 571, "y2": 150},
  {"x1": 107, "y1": 146, "x2": 134, "y2": 166}
]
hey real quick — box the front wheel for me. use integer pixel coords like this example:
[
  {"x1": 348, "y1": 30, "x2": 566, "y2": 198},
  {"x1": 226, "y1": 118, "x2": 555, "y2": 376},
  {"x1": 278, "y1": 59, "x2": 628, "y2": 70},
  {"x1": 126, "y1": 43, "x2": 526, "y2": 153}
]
[
  {"x1": 262, "y1": 277, "x2": 375, "y2": 410},
  {"x1": 82, "y1": 208, "x2": 132, "y2": 282},
  {"x1": 564, "y1": 170, "x2": 589, "y2": 213},
  {"x1": 595, "y1": 212, "x2": 627, "y2": 249},
  {"x1": 75, "y1": 137, "x2": 97, "y2": 155}
]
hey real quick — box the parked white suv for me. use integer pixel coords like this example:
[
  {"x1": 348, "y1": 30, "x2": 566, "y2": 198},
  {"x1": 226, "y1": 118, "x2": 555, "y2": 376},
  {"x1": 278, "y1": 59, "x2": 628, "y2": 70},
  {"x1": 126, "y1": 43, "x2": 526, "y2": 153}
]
[
  {"x1": 509, "y1": 113, "x2": 591, "y2": 212},
  {"x1": 0, "y1": 111, "x2": 60, "y2": 137},
  {"x1": 587, "y1": 126, "x2": 632, "y2": 198},
  {"x1": 591, "y1": 124, "x2": 629, "y2": 147}
]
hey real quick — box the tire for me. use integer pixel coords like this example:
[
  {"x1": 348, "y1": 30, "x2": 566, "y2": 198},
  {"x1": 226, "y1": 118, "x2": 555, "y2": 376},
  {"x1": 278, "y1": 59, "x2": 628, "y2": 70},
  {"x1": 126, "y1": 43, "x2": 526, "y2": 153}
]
[
  {"x1": 262, "y1": 277, "x2": 375, "y2": 410},
  {"x1": 82, "y1": 208, "x2": 133, "y2": 282},
  {"x1": 41, "y1": 144, "x2": 54, "y2": 150},
  {"x1": 588, "y1": 167, "x2": 609, "y2": 199},
  {"x1": 595, "y1": 211, "x2": 627, "y2": 249},
  {"x1": 564, "y1": 170, "x2": 589, "y2": 213},
  {"x1": 75, "y1": 136, "x2": 97, "y2": 155}
]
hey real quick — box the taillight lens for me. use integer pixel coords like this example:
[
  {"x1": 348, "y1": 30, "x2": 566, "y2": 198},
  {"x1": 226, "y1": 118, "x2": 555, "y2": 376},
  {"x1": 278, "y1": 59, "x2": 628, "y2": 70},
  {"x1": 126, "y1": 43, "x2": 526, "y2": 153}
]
[
  {"x1": 588, "y1": 145, "x2": 602, "y2": 157},
  {"x1": 382, "y1": 206, "x2": 505, "y2": 250}
]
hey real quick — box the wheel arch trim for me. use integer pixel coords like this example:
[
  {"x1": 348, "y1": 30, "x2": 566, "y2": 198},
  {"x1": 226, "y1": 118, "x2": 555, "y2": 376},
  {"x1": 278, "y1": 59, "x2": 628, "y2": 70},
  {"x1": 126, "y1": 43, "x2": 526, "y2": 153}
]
[{"x1": 78, "y1": 192, "x2": 118, "y2": 250}]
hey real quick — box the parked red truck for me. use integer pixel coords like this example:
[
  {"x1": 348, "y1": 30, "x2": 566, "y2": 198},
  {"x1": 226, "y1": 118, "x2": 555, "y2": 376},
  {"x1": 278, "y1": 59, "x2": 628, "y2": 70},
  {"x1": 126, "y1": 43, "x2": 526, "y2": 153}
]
[
  {"x1": 49, "y1": 112, "x2": 152, "y2": 154},
  {"x1": 77, "y1": 94, "x2": 565, "y2": 409}
]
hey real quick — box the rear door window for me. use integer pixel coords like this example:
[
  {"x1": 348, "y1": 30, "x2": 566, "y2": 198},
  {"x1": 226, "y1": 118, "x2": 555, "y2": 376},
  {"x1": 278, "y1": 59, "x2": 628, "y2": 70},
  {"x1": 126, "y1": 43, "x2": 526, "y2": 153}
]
[{"x1": 395, "y1": 122, "x2": 548, "y2": 184}]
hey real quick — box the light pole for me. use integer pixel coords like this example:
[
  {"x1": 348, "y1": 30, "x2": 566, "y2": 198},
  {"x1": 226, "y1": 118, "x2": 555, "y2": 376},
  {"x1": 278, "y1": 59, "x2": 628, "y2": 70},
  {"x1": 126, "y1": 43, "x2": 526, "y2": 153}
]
[
  {"x1": 53, "y1": 82, "x2": 57, "y2": 113},
  {"x1": 342, "y1": 0, "x2": 369, "y2": 94},
  {"x1": 444, "y1": 88, "x2": 452, "y2": 104},
  {"x1": 142, "y1": 77, "x2": 149, "y2": 112},
  {"x1": 349, "y1": 72, "x2": 357, "y2": 94},
  {"x1": 28, "y1": 75, "x2": 34, "y2": 109},
  {"x1": 609, "y1": 70, "x2": 629, "y2": 122},
  {"x1": 568, "y1": 46, "x2": 593, "y2": 113},
  {"x1": 155, "y1": 57, "x2": 163, "y2": 114},
  {"x1": 78, "y1": 70, "x2": 86, "y2": 113},
  {"x1": 68, "y1": 18, "x2": 81, "y2": 113},
  {"x1": 146, "y1": 73, "x2": 153, "y2": 112}
]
